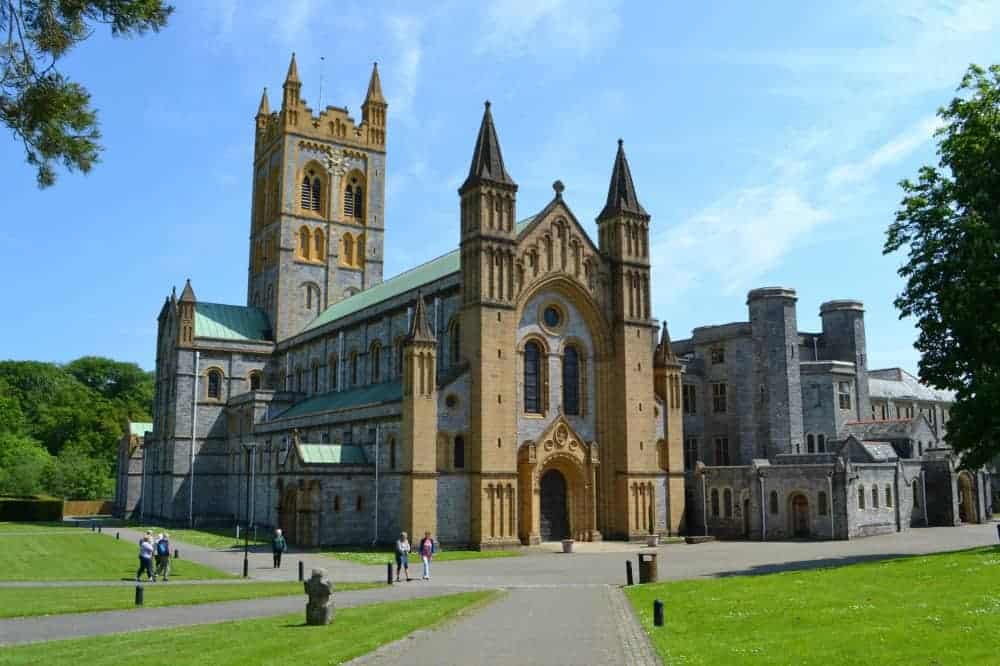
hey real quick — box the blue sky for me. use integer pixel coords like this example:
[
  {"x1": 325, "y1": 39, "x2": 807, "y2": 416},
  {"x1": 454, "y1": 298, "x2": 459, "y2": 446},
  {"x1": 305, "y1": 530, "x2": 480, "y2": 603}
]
[{"x1": 2, "y1": 1, "x2": 998, "y2": 372}]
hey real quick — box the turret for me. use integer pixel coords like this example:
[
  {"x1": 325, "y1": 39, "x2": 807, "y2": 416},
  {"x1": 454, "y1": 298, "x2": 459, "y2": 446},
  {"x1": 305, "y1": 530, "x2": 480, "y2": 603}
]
[
  {"x1": 819, "y1": 300, "x2": 870, "y2": 421},
  {"x1": 281, "y1": 53, "x2": 301, "y2": 127},
  {"x1": 177, "y1": 279, "x2": 196, "y2": 348},
  {"x1": 361, "y1": 62, "x2": 387, "y2": 147}
]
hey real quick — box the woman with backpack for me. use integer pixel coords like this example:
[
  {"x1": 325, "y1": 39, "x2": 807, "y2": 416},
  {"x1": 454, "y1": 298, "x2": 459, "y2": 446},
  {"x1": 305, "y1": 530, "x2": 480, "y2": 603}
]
[
  {"x1": 155, "y1": 533, "x2": 171, "y2": 581},
  {"x1": 136, "y1": 534, "x2": 156, "y2": 583}
]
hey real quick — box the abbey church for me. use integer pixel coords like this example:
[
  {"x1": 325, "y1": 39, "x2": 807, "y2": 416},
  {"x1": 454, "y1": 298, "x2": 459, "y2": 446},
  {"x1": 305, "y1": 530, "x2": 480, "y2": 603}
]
[{"x1": 125, "y1": 55, "x2": 685, "y2": 547}]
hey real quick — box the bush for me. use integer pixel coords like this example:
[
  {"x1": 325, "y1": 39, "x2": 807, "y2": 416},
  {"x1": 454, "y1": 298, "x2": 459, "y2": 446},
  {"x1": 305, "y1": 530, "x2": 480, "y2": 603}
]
[
  {"x1": 43, "y1": 448, "x2": 113, "y2": 501},
  {"x1": 0, "y1": 434, "x2": 51, "y2": 496},
  {"x1": 0, "y1": 495, "x2": 63, "y2": 521}
]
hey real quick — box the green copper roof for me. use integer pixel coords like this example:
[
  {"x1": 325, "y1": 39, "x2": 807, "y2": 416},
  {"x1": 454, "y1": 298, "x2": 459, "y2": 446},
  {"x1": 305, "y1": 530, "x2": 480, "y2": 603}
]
[
  {"x1": 297, "y1": 443, "x2": 368, "y2": 465},
  {"x1": 303, "y1": 216, "x2": 536, "y2": 333},
  {"x1": 195, "y1": 302, "x2": 272, "y2": 341},
  {"x1": 275, "y1": 381, "x2": 403, "y2": 420},
  {"x1": 129, "y1": 422, "x2": 152, "y2": 437}
]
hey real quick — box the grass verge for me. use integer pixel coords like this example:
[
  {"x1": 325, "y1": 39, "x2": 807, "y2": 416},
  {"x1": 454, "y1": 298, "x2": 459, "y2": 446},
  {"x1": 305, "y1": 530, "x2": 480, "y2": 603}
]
[
  {"x1": 0, "y1": 533, "x2": 230, "y2": 581},
  {"x1": 321, "y1": 546, "x2": 521, "y2": 565},
  {"x1": 625, "y1": 545, "x2": 1000, "y2": 664},
  {"x1": 0, "y1": 590, "x2": 498, "y2": 665},
  {"x1": 132, "y1": 525, "x2": 271, "y2": 550},
  {"x1": 0, "y1": 581, "x2": 379, "y2": 618}
]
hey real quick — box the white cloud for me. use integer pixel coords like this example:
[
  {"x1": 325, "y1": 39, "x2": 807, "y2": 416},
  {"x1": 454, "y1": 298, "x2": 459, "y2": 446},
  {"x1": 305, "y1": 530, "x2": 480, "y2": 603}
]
[
  {"x1": 826, "y1": 115, "x2": 943, "y2": 189},
  {"x1": 651, "y1": 187, "x2": 832, "y2": 301},
  {"x1": 478, "y1": 0, "x2": 622, "y2": 58},
  {"x1": 386, "y1": 15, "x2": 423, "y2": 116}
]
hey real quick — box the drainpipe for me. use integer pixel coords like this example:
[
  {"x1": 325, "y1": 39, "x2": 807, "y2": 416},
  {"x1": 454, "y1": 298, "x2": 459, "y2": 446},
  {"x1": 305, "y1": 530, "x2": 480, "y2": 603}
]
[
  {"x1": 701, "y1": 473, "x2": 709, "y2": 537},
  {"x1": 759, "y1": 473, "x2": 767, "y2": 542},
  {"x1": 140, "y1": 440, "x2": 147, "y2": 523},
  {"x1": 372, "y1": 424, "x2": 380, "y2": 545},
  {"x1": 921, "y1": 469, "x2": 928, "y2": 526},
  {"x1": 189, "y1": 351, "x2": 199, "y2": 528},
  {"x1": 826, "y1": 473, "x2": 834, "y2": 539},
  {"x1": 893, "y1": 464, "x2": 901, "y2": 532}
]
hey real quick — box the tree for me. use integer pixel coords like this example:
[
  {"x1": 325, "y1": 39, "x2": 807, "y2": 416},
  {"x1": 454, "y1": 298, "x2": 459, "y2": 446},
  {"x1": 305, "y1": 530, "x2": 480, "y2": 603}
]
[
  {"x1": 884, "y1": 64, "x2": 1000, "y2": 469},
  {"x1": 1, "y1": 0, "x2": 173, "y2": 187},
  {"x1": 65, "y1": 356, "x2": 153, "y2": 416}
]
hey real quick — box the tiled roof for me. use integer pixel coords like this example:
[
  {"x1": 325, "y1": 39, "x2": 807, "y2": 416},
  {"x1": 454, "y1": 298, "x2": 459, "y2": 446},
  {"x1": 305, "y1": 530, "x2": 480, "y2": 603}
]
[
  {"x1": 303, "y1": 217, "x2": 535, "y2": 334},
  {"x1": 868, "y1": 369, "x2": 954, "y2": 402},
  {"x1": 274, "y1": 381, "x2": 403, "y2": 420},
  {"x1": 195, "y1": 302, "x2": 272, "y2": 341},
  {"x1": 296, "y1": 443, "x2": 368, "y2": 465},
  {"x1": 129, "y1": 422, "x2": 152, "y2": 437}
]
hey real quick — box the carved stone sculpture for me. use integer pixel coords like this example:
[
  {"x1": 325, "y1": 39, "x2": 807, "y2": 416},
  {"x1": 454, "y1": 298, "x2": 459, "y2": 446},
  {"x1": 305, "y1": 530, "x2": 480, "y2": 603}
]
[{"x1": 304, "y1": 568, "x2": 334, "y2": 625}]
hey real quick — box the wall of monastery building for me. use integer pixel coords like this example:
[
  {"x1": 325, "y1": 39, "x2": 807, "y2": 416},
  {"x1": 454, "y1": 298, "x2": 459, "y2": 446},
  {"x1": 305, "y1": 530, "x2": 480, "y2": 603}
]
[{"x1": 846, "y1": 464, "x2": 907, "y2": 538}]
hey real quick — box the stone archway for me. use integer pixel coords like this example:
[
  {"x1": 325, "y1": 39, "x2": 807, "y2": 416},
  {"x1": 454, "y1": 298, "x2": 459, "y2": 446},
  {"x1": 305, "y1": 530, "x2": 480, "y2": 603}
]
[
  {"x1": 279, "y1": 487, "x2": 298, "y2": 545},
  {"x1": 958, "y1": 471, "x2": 977, "y2": 523},
  {"x1": 789, "y1": 493, "x2": 810, "y2": 538},
  {"x1": 518, "y1": 417, "x2": 599, "y2": 544}
]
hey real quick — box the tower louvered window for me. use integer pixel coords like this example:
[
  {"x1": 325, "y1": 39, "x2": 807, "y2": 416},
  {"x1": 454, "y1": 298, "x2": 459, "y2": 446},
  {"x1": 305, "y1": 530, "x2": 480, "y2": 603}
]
[
  {"x1": 344, "y1": 184, "x2": 354, "y2": 217},
  {"x1": 311, "y1": 177, "x2": 321, "y2": 212},
  {"x1": 301, "y1": 175, "x2": 311, "y2": 209},
  {"x1": 353, "y1": 186, "x2": 363, "y2": 219}
]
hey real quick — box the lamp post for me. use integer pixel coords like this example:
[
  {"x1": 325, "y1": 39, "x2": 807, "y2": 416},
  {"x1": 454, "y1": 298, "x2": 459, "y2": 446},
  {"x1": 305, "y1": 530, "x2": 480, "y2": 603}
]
[{"x1": 241, "y1": 441, "x2": 257, "y2": 578}]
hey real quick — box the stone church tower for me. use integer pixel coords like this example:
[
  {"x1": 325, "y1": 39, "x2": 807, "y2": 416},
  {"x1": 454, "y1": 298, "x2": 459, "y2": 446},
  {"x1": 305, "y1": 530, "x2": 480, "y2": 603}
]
[{"x1": 247, "y1": 54, "x2": 388, "y2": 340}]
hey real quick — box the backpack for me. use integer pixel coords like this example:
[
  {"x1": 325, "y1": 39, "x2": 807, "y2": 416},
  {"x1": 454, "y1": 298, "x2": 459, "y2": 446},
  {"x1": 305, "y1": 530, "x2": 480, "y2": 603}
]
[{"x1": 156, "y1": 540, "x2": 169, "y2": 556}]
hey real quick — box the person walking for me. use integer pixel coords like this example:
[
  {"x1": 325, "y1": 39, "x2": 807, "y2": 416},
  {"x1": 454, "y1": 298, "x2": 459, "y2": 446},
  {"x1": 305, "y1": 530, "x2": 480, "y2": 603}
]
[
  {"x1": 394, "y1": 532, "x2": 411, "y2": 582},
  {"x1": 417, "y1": 531, "x2": 436, "y2": 580},
  {"x1": 271, "y1": 528, "x2": 287, "y2": 568},
  {"x1": 155, "y1": 533, "x2": 171, "y2": 581},
  {"x1": 136, "y1": 534, "x2": 156, "y2": 582}
]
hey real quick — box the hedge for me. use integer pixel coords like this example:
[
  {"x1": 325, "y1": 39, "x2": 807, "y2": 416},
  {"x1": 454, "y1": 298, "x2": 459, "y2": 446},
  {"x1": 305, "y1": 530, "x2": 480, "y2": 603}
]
[{"x1": 0, "y1": 496, "x2": 64, "y2": 522}]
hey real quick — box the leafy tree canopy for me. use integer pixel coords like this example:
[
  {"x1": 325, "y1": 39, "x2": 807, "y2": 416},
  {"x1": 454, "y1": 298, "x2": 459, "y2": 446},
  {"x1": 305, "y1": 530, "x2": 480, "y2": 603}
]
[
  {"x1": 1, "y1": 0, "x2": 173, "y2": 187},
  {"x1": 885, "y1": 63, "x2": 1000, "y2": 469}
]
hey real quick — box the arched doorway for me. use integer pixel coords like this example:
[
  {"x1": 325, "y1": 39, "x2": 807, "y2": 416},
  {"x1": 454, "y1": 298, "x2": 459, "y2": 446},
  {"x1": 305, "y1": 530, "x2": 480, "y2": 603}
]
[
  {"x1": 958, "y1": 471, "x2": 977, "y2": 523},
  {"x1": 279, "y1": 487, "x2": 298, "y2": 545},
  {"x1": 790, "y1": 493, "x2": 810, "y2": 538},
  {"x1": 540, "y1": 469, "x2": 570, "y2": 541}
]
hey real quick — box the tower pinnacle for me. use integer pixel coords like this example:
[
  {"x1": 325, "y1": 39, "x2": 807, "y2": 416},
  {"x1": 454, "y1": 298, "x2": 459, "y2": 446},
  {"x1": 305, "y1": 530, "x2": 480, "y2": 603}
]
[
  {"x1": 284, "y1": 52, "x2": 300, "y2": 85},
  {"x1": 256, "y1": 88, "x2": 270, "y2": 116},
  {"x1": 460, "y1": 101, "x2": 515, "y2": 193},
  {"x1": 365, "y1": 62, "x2": 386, "y2": 104},
  {"x1": 406, "y1": 292, "x2": 436, "y2": 343},
  {"x1": 597, "y1": 139, "x2": 647, "y2": 220}
]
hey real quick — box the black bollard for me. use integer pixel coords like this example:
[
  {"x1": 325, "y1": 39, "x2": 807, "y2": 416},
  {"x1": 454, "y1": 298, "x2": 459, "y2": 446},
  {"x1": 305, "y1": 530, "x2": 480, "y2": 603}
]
[
  {"x1": 653, "y1": 599, "x2": 664, "y2": 627},
  {"x1": 996, "y1": 524, "x2": 999, "y2": 543},
  {"x1": 116, "y1": 531, "x2": 120, "y2": 540},
  {"x1": 98, "y1": 526, "x2": 102, "y2": 534},
  {"x1": 298, "y1": 561, "x2": 304, "y2": 582},
  {"x1": 387, "y1": 562, "x2": 393, "y2": 585},
  {"x1": 243, "y1": 558, "x2": 249, "y2": 578},
  {"x1": 135, "y1": 584, "x2": 144, "y2": 607},
  {"x1": 174, "y1": 549, "x2": 179, "y2": 559},
  {"x1": 626, "y1": 560, "x2": 634, "y2": 586}
]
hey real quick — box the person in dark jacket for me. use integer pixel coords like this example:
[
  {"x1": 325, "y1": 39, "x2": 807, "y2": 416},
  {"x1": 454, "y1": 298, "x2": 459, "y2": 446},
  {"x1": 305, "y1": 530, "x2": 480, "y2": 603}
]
[{"x1": 272, "y1": 528, "x2": 287, "y2": 568}]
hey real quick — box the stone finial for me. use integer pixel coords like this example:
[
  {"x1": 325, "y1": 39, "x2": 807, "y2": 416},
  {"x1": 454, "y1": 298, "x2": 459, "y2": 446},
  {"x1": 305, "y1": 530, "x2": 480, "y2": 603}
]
[
  {"x1": 552, "y1": 180, "x2": 565, "y2": 199},
  {"x1": 304, "y1": 568, "x2": 334, "y2": 625}
]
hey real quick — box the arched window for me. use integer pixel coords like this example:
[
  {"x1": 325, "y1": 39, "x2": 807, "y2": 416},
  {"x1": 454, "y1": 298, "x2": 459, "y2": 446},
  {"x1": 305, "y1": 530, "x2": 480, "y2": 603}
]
[
  {"x1": 885, "y1": 485, "x2": 893, "y2": 508},
  {"x1": 311, "y1": 177, "x2": 321, "y2": 212},
  {"x1": 301, "y1": 174, "x2": 311, "y2": 210},
  {"x1": 394, "y1": 339, "x2": 404, "y2": 378},
  {"x1": 207, "y1": 369, "x2": 223, "y2": 399},
  {"x1": 453, "y1": 435, "x2": 465, "y2": 470},
  {"x1": 912, "y1": 480, "x2": 920, "y2": 509},
  {"x1": 817, "y1": 434, "x2": 826, "y2": 452},
  {"x1": 449, "y1": 320, "x2": 460, "y2": 365},
  {"x1": 389, "y1": 437, "x2": 397, "y2": 470},
  {"x1": 710, "y1": 489, "x2": 720, "y2": 518},
  {"x1": 353, "y1": 186, "x2": 363, "y2": 219},
  {"x1": 858, "y1": 485, "x2": 866, "y2": 510},
  {"x1": 563, "y1": 345, "x2": 580, "y2": 415},
  {"x1": 329, "y1": 355, "x2": 339, "y2": 391},
  {"x1": 342, "y1": 233, "x2": 354, "y2": 267},
  {"x1": 806, "y1": 434, "x2": 815, "y2": 453},
  {"x1": 723, "y1": 488, "x2": 733, "y2": 518},
  {"x1": 313, "y1": 229, "x2": 325, "y2": 260},
  {"x1": 818, "y1": 491, "x2": 828, "y2": 516},
  {"x1": 350, "y1": 351, "x2": 358, "y2": 386},
  {"x1": 356, "y1": 232, "x2": 365, "y2": 267},
  {"x1": 344, "y1": 184, "x2": 355, "y2": 217},
  {"x1": 370, "y1": 342, "x2": 382, "y2": 383},
  {"x1": 249, "y1": 371, "x2": 262, "y2": 391},
  {"x1": 298, "y1": 226, "x2": 310, "y2": 260},
  {"x1": 872, "y1": 486, "x2": 879, "y2": 509},
  {"x1": 523, "y1": 341, "x2": 542, "y2": 413},
  {"x1": 769, "y1": 490, "x2": 778, "y2": 515}
]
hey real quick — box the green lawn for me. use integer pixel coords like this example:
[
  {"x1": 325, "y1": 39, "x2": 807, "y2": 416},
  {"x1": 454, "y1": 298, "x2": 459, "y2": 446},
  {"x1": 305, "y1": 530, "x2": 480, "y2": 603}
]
[
  {"x1": 0, "y1": 532, "x2": 230, "y2": 581},
  {"x1": 0, "y1": 591, "x2": 498, "y2": 665},
  {"x1": 0, "y1": 522, "x2": 82, "y2": 532},
  {"x1": 626, "y1": 546, "x2": 1000, "y2": 664},
  {"x1": 321, "y1": 546, "x2": 522, "y2": 565},
  {"x1": 132, "y1": 525, "x2": 271, "y2": 550},
  {"x1": 0, "y1": 581, "x2": 379, "y2": 618}
]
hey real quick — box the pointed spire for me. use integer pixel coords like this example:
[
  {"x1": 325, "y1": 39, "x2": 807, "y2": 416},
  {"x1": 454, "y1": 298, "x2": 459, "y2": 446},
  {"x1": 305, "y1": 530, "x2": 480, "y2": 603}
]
[
  {"x1": 460, "y1": 101, "x2": 515, "y2": 192},
  {"x1": 365, "y1": 62, "x2": 386, "y2": 104},
  {"x1": 598, "y1": 139, "x2": 648, "y2": 220},
  {"x1": 405, "y1": 292, "x2": 436, "y2": 343},
  {"x1": 284, "y1": 52, "x2": 300, "y2": 85},
  {"x1": 179, "y1": 278, "x2": 196, "y2": 303},
  {"x1": 256, "y1": 87, "x2": 270, "y2": 116},
  {"x1": 654, "y1": 321, "x2": 677, "y2": 367}
]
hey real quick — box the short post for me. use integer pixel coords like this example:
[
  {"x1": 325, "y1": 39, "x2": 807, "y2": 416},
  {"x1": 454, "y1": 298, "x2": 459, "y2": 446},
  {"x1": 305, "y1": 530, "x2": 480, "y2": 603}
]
[
  {"x1": 653, "y1": 599, "x2": 664, "y2": 627},
  {"x1": 626, "y1": 560, "x2": 634, "y2": 586},
  {"x1": 387, "y1": 562, "x2": 393, "y2": 585},
  {"x1": 236, "y1": 524, "x2": 240, "y2": 541},
  {"x1": 135, "y1": 584, "x2": 144, "y2": 607},
  {"x1": 174, "y1": 549, "x2": 179, "y2": 559},
  {"x1": 298, "y1": 560, "x2": 304, "y2": 582},
  {"x1": 116, "y1": 531, "x2": 120, "y2": 540},
  {"x1": 98, "y1": 525, "x2": 102, "y2": 534}
]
